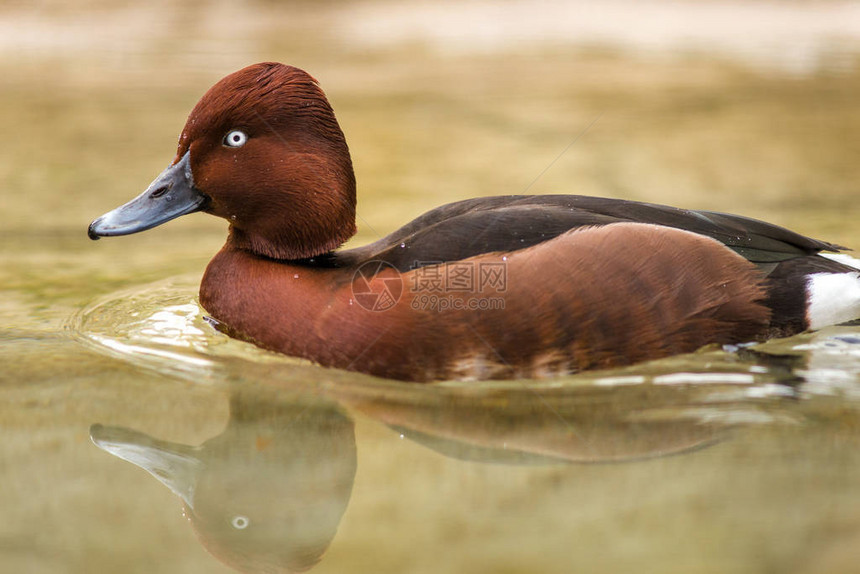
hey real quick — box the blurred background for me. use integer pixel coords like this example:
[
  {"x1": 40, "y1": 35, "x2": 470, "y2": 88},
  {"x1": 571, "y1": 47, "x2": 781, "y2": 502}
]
[{"x1": 2, "y1": 1, "x2": 860, "y2": 573}]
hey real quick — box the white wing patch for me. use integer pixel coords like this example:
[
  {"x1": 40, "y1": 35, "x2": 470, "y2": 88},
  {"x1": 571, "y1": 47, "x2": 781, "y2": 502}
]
[{"x1": 806, "y1": 272, "x2": 860, "y2": 330}]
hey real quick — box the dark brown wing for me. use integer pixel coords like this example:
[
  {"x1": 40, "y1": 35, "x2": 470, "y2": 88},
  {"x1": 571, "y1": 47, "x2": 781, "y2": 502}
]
[{"x1": 328, "y1": 195, "x2": 845, "y2": 271}]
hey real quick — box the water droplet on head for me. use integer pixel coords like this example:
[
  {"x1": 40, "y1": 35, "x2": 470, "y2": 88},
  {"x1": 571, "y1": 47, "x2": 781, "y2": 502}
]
[
  {"x1": 230, "y1": 215, "x2": 237, "y2": 221},
  {"x1": 400, "y1": 243, "x2": 406, "y2": 248},
  {"x1": 293, "y1": 274, "x2": 299, "y2": 279}
]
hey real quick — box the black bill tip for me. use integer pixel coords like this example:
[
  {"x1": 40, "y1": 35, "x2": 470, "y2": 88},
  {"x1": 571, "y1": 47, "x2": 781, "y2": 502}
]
[{"x1": 88, "y1": 218, "x2": 103, "y2": 240}]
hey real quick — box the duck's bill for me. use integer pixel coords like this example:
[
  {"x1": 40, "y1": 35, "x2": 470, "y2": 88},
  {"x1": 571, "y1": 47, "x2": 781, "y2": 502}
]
[{"x1": 88, "y1": 151, "x2": 207, "y2": 240}]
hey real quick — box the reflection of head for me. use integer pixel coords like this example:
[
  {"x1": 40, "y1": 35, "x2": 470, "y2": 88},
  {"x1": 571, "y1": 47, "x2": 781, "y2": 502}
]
[
  {"x1": 189, "y1": 397, "x2": 357, "y2": 573},
  {"x1": 91, "y1": 392, "x2": 356, "y2": 573}
]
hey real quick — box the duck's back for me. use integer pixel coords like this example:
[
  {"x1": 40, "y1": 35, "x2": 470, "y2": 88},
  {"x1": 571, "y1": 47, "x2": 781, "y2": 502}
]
[
  {"x1": 337, "y1": 195, "x2": 844, "y2": 271},
  {"x1": 323, "y1": 195, "x2": 856, "y2": 340}
]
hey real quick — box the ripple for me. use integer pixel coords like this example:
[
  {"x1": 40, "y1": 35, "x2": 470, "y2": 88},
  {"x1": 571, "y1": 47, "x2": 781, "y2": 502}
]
[{"x1": 68, "y1": 275, "x2": 299, "y2": 383}]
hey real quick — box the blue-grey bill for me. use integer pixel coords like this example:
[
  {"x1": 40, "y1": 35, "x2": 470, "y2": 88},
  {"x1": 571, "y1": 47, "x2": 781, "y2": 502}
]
[{"x1": 88, "y1": 150, "x2": 207, "y2": 240}]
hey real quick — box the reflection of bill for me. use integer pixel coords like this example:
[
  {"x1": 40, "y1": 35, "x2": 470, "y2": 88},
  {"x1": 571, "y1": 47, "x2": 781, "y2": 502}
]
[{"x1": 91, "y1": 392, "x2": 356, "y2": 574}]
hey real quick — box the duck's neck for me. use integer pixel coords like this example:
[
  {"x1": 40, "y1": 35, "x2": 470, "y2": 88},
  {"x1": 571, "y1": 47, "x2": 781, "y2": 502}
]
[
  {"x1": 226, "y1": 222, "x2": 354, "y2": 261},
  {"x1": 200, "y1": 245, "x2": 335, "y2": 350}
]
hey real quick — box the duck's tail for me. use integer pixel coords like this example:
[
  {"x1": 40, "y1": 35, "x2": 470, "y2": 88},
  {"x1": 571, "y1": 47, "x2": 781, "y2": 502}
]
[
  {"x1": 805, "y1": 253, "x2": 860, "y2": 329},
  {"x1": 761, "y1": 252, "x2": 860, "y2": 336}
]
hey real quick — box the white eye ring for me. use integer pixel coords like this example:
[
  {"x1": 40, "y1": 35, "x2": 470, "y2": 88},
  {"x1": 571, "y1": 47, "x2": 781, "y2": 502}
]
[
  {"x1": 224, "y1": 130, "x2": 247, "y2": 148},
  {"x1": 231, "y1": 515, "x2": 250, "y2": 529}
]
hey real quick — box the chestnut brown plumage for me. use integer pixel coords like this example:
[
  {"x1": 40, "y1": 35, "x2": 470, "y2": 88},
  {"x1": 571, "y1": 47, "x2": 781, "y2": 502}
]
[{"x1": 200, "y1": 222, "x2": 771, "y2": 381}]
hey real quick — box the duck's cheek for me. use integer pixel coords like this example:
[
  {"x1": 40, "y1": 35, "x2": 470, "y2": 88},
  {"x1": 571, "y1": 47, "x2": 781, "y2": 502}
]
[
  {"x1": 191, "y1": 157, "x2": 247, "y2": 218},
  {"x1": 195, "y1": 185, "x2": 244, "y2": 223}
]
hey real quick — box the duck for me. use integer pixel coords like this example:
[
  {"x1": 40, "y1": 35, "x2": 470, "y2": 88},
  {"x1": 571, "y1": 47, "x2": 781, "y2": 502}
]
[{"x1": 88, "y1": 62, "x2": 860, "y2": 382}]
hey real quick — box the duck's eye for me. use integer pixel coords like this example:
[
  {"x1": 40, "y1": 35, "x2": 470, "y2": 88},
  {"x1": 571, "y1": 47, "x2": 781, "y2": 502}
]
[{"x1": 223, "y1": 130, "x2": 247, "y2": 148}]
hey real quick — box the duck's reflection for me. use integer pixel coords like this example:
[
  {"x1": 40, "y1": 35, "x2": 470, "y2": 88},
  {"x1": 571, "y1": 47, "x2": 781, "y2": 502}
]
[
  {"x1": 337, "y1": 382, "x2": 725, "y2": 464},
  {"x1": 91, "y1": 392, "x2": 356, "y2": 573},
  {"x1": 90, "y1": 372, "x2": 746, "y2": 573}
]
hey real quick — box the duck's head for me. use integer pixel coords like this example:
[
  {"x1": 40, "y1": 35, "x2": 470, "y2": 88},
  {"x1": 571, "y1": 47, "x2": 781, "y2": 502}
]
[{"x1": 88, "y1": 62, "x2": 357, "y2": 260}]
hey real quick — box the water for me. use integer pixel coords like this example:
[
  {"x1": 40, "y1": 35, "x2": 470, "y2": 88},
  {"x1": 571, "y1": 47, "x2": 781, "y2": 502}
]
[{"x1": 4, "y1": 2, "x2": 860, "y2": 573}]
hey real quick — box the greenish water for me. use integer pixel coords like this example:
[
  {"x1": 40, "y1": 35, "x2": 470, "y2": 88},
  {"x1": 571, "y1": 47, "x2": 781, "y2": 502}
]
[{"x1": 4, "y1": 2, "x2": 860, "y2": 573}]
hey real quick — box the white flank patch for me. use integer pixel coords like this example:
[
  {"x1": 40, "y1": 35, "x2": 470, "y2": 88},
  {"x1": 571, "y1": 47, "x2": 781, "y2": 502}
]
[{"x1": 806, "y1": 272, "x2": 860, "y2": 329}]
